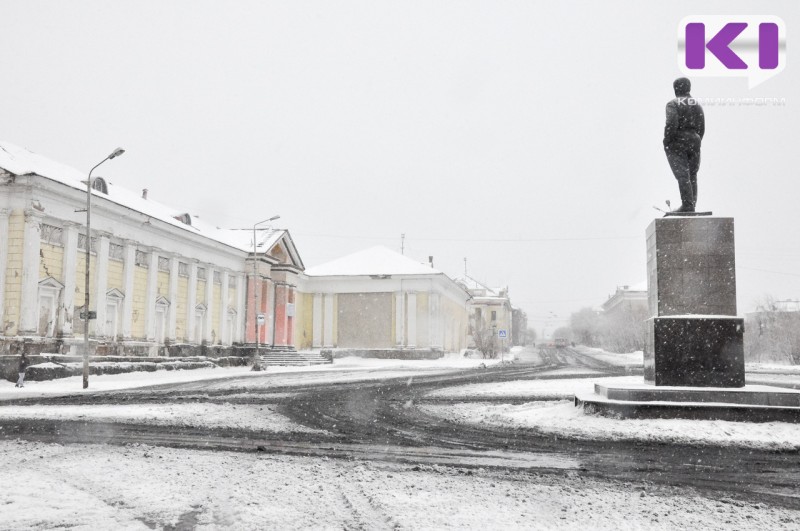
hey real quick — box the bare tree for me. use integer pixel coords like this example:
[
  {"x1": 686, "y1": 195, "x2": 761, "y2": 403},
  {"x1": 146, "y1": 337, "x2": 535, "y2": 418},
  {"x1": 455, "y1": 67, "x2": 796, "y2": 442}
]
[
  {"x1": 599, "y1": 305, "x2": 648, "y2": 353},
  {"x1": 745, "y1": 296, "x2": 800, "y2": 364},
  {"x1": 470, "y1": 319, "x2": 498, "y2": 359},
  {"x1": 569, "y1": 307, "x2": 601, "y2": 347}
]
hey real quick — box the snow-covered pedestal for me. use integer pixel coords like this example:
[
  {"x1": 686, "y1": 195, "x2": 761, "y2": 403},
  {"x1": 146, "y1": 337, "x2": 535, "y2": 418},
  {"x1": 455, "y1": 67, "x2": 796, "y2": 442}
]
[{"x1": 644, "y1": 217, "x2": 744, "y2": 387}]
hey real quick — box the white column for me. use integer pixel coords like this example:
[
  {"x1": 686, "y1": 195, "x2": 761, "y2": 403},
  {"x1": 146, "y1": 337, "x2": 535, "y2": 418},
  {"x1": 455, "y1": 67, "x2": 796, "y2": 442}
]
[
  {"x1": 121, "y1": 241, "x2": 136, "y2": 339},
  {"x1": 144, "y1": 249, "x2": 158, "y2": 341},
  {"x1": 93, "y1": 233, "x2": 110, "y2": 337},
  {"x1": 395, "y1": 291, "x2": 405, "y2": 346},
  {"x1": 205, "y1": 267, "x2": 214, "y2": 343},
  {"x1": 219, "y1": 270, "x2": 229, "y2": 345},
  {"x1": 0, "y1": 209, "x2": 10, "y2": 332},
  {"x1": 186, "y1": 262, "x2": 198, "y2": 342},
  {"x1": 323, "y1": 293, "x2": 334, "y2": 347},
  {"x1": 59, "y1": 223, "x2": 78, "y2": 336},
  {"x1": 312, "y1": 293, "x2": 323, "y2": 348},
  {"x1": 407, "y1": 292, "x2": 417, "y2": 348},
  {"x1": 167, "y1": 256, "x2": 179, "y2": 341},
  {"x1": 19, "y1": 208, "x2": 42, "y2": 334},
  {"x1": 264, "y1": 278, "x2": 274, "y2": 346},
  {"x1": 235, "y1": 273, "x2": 246, "y2": 343},
  {"x1": 430, "y1": 293, "x2": 441, "y2": 349}
]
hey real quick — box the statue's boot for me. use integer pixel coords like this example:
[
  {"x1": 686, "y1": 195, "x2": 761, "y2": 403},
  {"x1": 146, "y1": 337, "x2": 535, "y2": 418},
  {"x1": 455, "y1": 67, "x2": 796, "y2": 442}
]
[{"x1": 676, "y1": 179, "x2": 695, "y2": 212}]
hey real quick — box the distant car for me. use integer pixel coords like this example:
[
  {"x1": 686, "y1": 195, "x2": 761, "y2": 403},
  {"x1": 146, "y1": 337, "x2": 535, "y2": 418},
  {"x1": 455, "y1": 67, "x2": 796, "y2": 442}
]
[{"x1": 554, "y1": 338, "x2": 568, "y2": 348}]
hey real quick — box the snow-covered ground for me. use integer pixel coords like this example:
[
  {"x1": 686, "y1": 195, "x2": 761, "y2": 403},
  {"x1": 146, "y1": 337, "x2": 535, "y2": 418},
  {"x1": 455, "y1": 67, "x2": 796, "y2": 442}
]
[
  {"x1": 746, "y1": 362, "x2": 800, "y2": 374},
  {"x1": 423, "y1": 375, "x2": 800, "y2": 450},
  {"x1": 0, "y1": 402, "x2": 322, "y2": 434},
  {"x1": 1, "y1": 440, "x2": 795, "y2": 530},
  {"x1": 420, "y1": 400, "x2": 800, "y2": 451},
  {"x1": 573, "y1": 345, "x2": 643, "y2": 367},
  {"x1": 427, "y1": 376, "x2": 617, "y2": 400},
  {"x1": 0, "y1": 354, "x2": 501, "y2": 400}
]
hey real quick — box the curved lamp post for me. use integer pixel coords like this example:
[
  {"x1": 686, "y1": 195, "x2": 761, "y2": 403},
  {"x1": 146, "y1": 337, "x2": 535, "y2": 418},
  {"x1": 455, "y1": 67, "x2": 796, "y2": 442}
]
[
  {"x1": 82, "y1": 148, "x2": 124, "y2": 389},
  {"x1": 251, "y1": 215, "x2": 280, "y2": 371}
]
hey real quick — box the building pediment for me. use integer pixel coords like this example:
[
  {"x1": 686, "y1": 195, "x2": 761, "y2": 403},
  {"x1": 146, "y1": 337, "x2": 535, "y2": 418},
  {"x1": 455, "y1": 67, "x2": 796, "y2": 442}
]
[
  {"x1": 106, "y1": 288, "x2": 125, "y2": 300},
  {"x1": 264, "y1": 231, "x2": 304, "y2": 271},
  {"x1": 38, "y1": 277, "x2": 64, "y2": 290}
]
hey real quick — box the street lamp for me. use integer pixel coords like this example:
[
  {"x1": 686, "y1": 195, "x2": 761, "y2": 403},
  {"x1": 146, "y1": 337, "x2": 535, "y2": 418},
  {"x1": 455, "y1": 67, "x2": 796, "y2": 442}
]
[
  {"x1": 82, "y1": 148, "x2": 124, "y2": 389},
  {"x1": 251, "y1": 215, "x2": 280, "y2": 371}
]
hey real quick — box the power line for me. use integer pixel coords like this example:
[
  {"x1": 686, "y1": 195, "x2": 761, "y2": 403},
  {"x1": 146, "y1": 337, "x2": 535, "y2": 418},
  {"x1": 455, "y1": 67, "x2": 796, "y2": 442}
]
[
  {"x1": 738, "y1": 266, "x2": 800, "y2": 278},
  {"x1": 293, "y1": 232, "x2": 640, "y2": 243}
]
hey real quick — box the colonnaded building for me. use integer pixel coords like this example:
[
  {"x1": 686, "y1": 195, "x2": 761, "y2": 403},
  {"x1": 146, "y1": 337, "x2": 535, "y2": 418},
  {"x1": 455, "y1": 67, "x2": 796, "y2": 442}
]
[{"x1": 0, "y1": 142, "x2": 472, "y2": 359}]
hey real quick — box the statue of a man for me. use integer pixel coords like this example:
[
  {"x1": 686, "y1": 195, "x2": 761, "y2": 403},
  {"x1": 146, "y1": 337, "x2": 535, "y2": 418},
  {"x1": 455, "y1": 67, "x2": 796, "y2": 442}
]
[{"x1": 663, "y1": 77, "x2": 705, "y2": 213}]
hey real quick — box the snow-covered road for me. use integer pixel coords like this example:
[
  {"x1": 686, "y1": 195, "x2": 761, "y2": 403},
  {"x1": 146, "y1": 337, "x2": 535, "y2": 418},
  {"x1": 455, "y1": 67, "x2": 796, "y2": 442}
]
[
  {"x1": 1, "y1": 439, "x2": 796, "y2": 530},
  {"x1": 2, "y1": 347, "x2": 800, "y2": 528}
]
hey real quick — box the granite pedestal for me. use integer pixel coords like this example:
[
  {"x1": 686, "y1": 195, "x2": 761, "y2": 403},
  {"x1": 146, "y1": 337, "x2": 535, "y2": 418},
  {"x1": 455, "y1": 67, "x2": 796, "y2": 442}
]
[{"x1": 644, "y1": 217, "x2": 744, "y2": 387}]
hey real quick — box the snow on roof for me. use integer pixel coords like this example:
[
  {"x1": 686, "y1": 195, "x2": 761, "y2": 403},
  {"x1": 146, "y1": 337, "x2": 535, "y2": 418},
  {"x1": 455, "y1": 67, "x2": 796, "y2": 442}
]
[
  {"x1": 454, "y1": 276, "x2": 506, "y2": 298},
  {"x1": 304, "y1": 246, "x2": 440, "y2": 277},
  {"x1": 627, "y1": 281, "x2": 648, "y2": 292},
  {"x1": 0, "y1": 141, "x2": 284, "y2": 255}
]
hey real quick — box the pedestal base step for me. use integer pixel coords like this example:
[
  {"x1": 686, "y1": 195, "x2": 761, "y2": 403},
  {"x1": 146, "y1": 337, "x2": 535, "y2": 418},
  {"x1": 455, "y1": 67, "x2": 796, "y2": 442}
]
[{"x1": 575, "y1": 382, "x2": 800, "y2": 422}]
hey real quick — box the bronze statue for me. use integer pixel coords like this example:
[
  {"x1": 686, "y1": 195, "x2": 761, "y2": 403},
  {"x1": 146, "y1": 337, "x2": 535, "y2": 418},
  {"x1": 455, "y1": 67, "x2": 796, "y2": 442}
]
[{"x1": 664, "y1": 78, "x2": 705, "y2": 213}]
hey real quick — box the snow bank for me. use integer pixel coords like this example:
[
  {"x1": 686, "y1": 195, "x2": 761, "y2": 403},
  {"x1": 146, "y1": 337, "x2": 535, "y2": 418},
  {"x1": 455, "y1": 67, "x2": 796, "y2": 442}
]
[
  {"x1": 0, "y1": 403, "x2": 321, "y2": 434},
  {"x1": 420, "y1": 399, "x2": 800, "y2": 451},
  {"x1": 427, "y1": 376, "x2": 629, "y2": 400},
  {"x1": 573, "y1": 346, "x2": 643, "y2": 367}
]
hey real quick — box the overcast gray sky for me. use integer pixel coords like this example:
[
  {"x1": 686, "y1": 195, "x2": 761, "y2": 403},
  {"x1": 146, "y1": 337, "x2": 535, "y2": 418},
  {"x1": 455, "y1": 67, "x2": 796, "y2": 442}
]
[{"x1": 2, "y1": 1, "x2": 798, "y2": 332}]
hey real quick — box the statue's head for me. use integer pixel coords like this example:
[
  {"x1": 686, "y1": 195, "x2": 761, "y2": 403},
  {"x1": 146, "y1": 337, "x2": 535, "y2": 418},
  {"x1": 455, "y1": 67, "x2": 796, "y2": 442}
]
[{"x1": 673, "y1": 77, "x2": 691, "y2": 96}]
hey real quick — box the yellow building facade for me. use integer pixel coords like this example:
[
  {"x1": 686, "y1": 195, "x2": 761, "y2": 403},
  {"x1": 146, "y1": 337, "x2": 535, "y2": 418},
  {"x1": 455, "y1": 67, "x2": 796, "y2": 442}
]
[{"x1": 0, "y1": 142, "x2": 303, "y2": 357}]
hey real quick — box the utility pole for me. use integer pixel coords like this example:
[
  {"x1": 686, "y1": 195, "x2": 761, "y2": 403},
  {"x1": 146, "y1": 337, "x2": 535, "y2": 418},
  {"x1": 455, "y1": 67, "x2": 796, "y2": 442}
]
[{"x1": 401, "y1": 233, "x2": 405, "y2": 255}]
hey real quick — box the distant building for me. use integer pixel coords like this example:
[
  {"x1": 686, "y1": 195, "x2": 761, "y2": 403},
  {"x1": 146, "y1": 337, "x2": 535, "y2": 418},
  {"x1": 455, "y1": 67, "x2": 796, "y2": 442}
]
[
  {"x1": 601, "y1": 282, "x2": 648, "y2": 318},
  {"x1": 294, "y1": 247, "x2": 470, "y2": 356},
  {"x1": 0, "y1": 141, "x2": 302, "y2": 357},
  {"x1": 599, "y1": 282, "x2": 648, "y2": 353},
  {"x1": 456, "y1": 276, "x2": 513, "y2": 353}
]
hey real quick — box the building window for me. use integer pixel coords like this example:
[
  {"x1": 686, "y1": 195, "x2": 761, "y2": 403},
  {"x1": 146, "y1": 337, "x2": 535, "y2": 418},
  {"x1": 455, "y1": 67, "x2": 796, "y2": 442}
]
[
  {"x1": 194, "y1": 305, "x2": 206, "y2": 343},
  {"x1": 40, "y1": 224, "x2": 63, "y2": 246},
  {"x1": 135, "y1": 250, "x2": 149, "y2": 268},
  {"x1": 491, "y1": 310, "x2": 497, "y2": 322},
  {"x1": 37, "y1": 278, "x2": 64, "y2": 337},
  {"x1": 109, "y1": 243, "x2": 124, "y2": 261},
  {"x1": 213, "y1": 271, "x2": 221, "y2": 284},
  {"x1": 225, "y1": 308, "x2": 237, "y2": 345},
  {"x1": 158, "y1": 256, "x2": 170, "y2": 272},
  {"x1": 178, "y1": 262, "x2": 189, "y2": 277},
  {"x1": 92, "y1": 177, "x2": 108, "y2": 194},
  {"x1": 475, "y1": 308, "x2": 482, "y2": 320},
  {"x1": 197, "y1": 267, "x2": 207, "y2": 280},
  {"x1": 155, "y1": 297, "x2": 170, "y2": 344},
  {"x1": 228, "y1": 277, "x2": 236, "y2": 290},
  {"x1": 173, "y1": 213, "x2": 192, "y2": 225},
  {"x1": 77, "y1": 234, "x2": 97, "y2": 253},
  {"x1": 105, "y1": 289, "x2": 124, "y2": 339}
]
